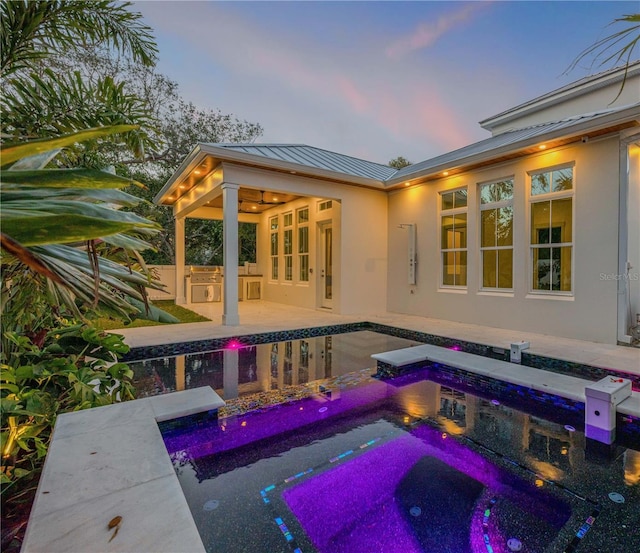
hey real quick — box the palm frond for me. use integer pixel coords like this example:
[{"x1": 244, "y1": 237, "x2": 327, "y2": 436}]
[{"x1": 1, "y1": 1, "x2": 157, "y2": 77}]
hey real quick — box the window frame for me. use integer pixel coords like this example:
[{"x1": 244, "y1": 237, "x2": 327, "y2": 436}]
[
  {"x1": 478, "y1": 178, "x2": 514, "y2": 292},
  {"x1": 283, "y1": 211, "x2": 293, "y2": 282},
  {"x1": 269, "y1": 215, "x2": 279, "y2": 281},
  {"x1": 527, "y1": 163, "x2": 575, "y2": 296},
  {"x1": 439, "y1": 187, "x2": 468, "y2": 289},
  {"x1": 297, "y1": 207, "x2": 310, "y2": 283}
]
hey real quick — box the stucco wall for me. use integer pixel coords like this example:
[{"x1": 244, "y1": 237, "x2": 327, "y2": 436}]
[
  {"x1": 236, "y1": 166, "x2": 388, "y2": 315},
  {"x1": 387, "y1": 135, "x2": 621, "y2": 343}
]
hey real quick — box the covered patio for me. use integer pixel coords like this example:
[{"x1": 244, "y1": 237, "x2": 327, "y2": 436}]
[{"x1": 153, "y1": 143, "x2": 394, "y2": 326}]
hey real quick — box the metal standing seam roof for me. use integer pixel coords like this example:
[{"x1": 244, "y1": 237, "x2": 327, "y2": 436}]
[
  {"x1": 156, "y1": 102, "x2": 638, "y2": 205},
  {"x1": 390, "y1": 103, "x2": 640, "y2": 181},
  {"x1": 203, "y1": 143, "x2": 398, "y2": 181}
]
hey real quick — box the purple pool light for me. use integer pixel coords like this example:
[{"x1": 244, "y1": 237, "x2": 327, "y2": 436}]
[
  {"x1": 225, "y1": 339, "x2": 242, "y2": 350},
  {"x1": 449, "y1": 345, "x2": 462, "y2": 351}
]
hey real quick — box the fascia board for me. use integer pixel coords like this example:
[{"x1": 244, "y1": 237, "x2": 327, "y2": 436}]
[
  {"x1": 198, "y1": 144, "x2": 385, "y2": 189},
  {"x1": 152, "y1": 146, "x2": 208, "y2": 204}
]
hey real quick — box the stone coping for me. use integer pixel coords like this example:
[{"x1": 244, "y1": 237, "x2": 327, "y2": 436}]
[
  {"x1": 21, "y1": 387, "x2": 224, "y2": 553},
  {"x1": 372, "y1": 344, "x2": 640, "y2": 418}
]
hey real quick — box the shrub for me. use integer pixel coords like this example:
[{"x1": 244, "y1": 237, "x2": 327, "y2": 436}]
[{"x1": 0, "y1": 322, "x2": 134, "y2": 521}]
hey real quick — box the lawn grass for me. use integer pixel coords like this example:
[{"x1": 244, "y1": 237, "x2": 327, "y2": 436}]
[{"x1": 93, "y1": 300, "x2": 210, "y2": 331}]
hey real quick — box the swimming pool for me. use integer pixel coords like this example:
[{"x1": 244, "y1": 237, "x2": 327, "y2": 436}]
[
  {"x1": 157, "y1": 352, "x2": 640, "y2": 553},
  {"x1": 130, "y1": 330, "x2": 423, "y2": 401}
]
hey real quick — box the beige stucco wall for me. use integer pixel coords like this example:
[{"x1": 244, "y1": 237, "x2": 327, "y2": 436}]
[
  {"x1": 387, "y1": 135, "x2": 621, "y2": 343},
  {"x1": 223, "y1": 166, "x2": 388, "y2": 315}
]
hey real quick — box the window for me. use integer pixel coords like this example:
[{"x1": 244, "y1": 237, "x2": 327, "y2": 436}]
[
  {"x1": 297, "y1": 207, "x2": 309, "y2": 282},
  {"x1": 283, "y1": 212, "x2": 293, "y2": 281},
  {"x1": 318, "y1": 200, "x2": 332, "y2": 212},
  {"x1": 440, "y1": 188, "x2": 467, "y2": 286},
  {"x1": 529, "y1": 166, "x2": 573, "y2": 292},
  {"x1": 480, "y1": 179, "x2": 513, "y2": 289},
  {"x1": 269, "y1": 216, "x2": 278, "y2": 280}
]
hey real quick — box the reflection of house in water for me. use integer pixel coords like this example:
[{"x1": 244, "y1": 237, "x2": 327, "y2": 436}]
[
  {"x1": 132, "y1": 331, "x2": 419, "y2": 400},
  {"x1": 394, "y1": 381, "x2": 577, "y2": 476},
  {"x1": 173, "y1": 373, "x2": 639, "y2": 491}
]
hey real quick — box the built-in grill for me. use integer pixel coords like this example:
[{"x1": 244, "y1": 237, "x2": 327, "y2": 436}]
[
  {"x1": 190, "y1": 266, "x2": 220, "y2": 284},
  {"x1": 189, "y1": 267, "x2": 221, "y2": 302}
]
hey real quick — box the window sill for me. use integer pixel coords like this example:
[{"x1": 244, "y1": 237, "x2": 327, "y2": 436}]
[
  {"x1": 477, "y1": 290, "x2": 514, "y2": 298},
  {"x1": 525, "y1": 293, "x2": 574, "y2": 301},
  {"x1": 438, "y1": 287, "x2": 468, "y2": 294}
]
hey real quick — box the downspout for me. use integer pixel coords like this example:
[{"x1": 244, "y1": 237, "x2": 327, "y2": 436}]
[{"x1": 617, "y1": 134, "x2": 639, "y2": 344}]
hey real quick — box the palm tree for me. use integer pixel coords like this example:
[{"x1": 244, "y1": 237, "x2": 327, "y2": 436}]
[
  {"x1": 1, "y1": 127, "x2": 176, "y2": 329},
  {"x1": 566, "y1": 13, "x2": 640, "y2": 99},
  {"x1": 0, "y1": 1, "x2": 174, "y2": 328},
  {"x1": 0, "y1": 0, "x2": 157, "y2": 77}
]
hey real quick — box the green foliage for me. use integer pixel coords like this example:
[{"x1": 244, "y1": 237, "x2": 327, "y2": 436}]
[
  {"x1": 1, "y1": 128, "x2": 176, "y2": 326},
  {"x1": 388, "y1": 156, "x2": 412, "y2": 169},
  {"x1": 0, "y1": 323, "x2": 134, "y2": 503},
  {"x1": 1, "y1": 69, "x2": 155, "y2": 158},
  {"x1": 0, "y1": 0, "x2": 157, "y2": 76}
]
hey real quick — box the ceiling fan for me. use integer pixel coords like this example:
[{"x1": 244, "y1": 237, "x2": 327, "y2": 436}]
[
  {"x1": 238, "y1": 190, "x2": 286, "y2": 213},
  {"x1": 255, "y1": 190, "x2": 285, "y2": 205}
]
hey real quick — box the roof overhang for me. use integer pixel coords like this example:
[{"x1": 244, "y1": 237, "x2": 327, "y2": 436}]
[
  {"x1": 153, "y1": 143, "x2": 386, "y2": 206},
  {"x1": 385, "y1": 104, "x2": 640, "y2": 189}
]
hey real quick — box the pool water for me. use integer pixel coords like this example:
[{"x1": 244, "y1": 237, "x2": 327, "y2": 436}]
[
  {"x1": 130, "y1": 330, "x2": 422, "y2": 400},
  {"x1": 160, "y1": 364, "x2": 640, "y2": 553}
]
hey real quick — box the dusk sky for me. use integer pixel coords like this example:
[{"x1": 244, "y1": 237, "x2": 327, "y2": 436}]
[{"x1": 135, "y1": 1, "x2": 639, "y2": 165}]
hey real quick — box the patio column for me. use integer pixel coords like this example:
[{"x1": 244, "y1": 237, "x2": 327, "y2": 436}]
[
  {"x1": 175, "y1": 216, "x2": 186, "y2": 305},
  {"x1": 222, "y1": 182, "x2": 240, "y2": 325}
]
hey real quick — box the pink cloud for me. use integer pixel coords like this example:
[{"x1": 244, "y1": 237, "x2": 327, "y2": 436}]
[
  {"x1": 138, "y1": 2, "x2": 481, "y2": 160},
  {"x1": 386, "y1": 3, "x2": 489, "y2": 60}
]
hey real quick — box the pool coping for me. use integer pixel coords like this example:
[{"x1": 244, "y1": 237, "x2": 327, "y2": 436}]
[
  {"x1": 20, "y1": 388, "x2": 223, "y2": 553},
  {"x1": 371, "y1": 344, "x2": 640, "y2": 418},
  {"x1": 21, "y1": 327, "x2": 639, "y2": 553}
]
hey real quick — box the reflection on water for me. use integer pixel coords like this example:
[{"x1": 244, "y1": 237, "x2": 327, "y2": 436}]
[
  {"x1": 393, "y1": 380, "x2": 579, "y2": 482},
  {"x1": 130, "y1": 331, "x2": 420, "y2": 400},
  {"x1": 164, "y1": 369, "x2": 640, "y2": 553}
]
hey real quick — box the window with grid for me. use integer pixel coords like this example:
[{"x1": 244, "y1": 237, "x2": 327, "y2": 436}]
[
  {"x1": 440, "y1": 188, "x2": 468, "y2": 287},
  {"x1": 297, "y1": 207, "x2": 309, "y2": 282},
  {"x1": 269, "y1": 216, "x2": 278, "y2": 280},
  {"x1": 529, "y1": 166, "x2": 573, "y2": 293},
  {"x1": 480, "y1": 179, "x2": 514, "y2": 289},
  {"x1": 283, "y1": 212, "x2": 293, "y2": 281}
]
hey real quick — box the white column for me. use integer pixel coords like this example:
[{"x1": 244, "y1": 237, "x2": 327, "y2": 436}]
[
  {"x1": 222, "y1": 182, "x2": 240, "y2": 325},
  {"x1": 175, "y1": 216, "x2": 186, "y2": 305},
  {"x1": 223, "y1": 348, "x2": 239, "y2": 400}
]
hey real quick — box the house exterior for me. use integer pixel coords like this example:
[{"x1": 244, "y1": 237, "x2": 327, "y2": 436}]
[{"x1": 154, "y1": 62, "x2": 640, "y2": 345}]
